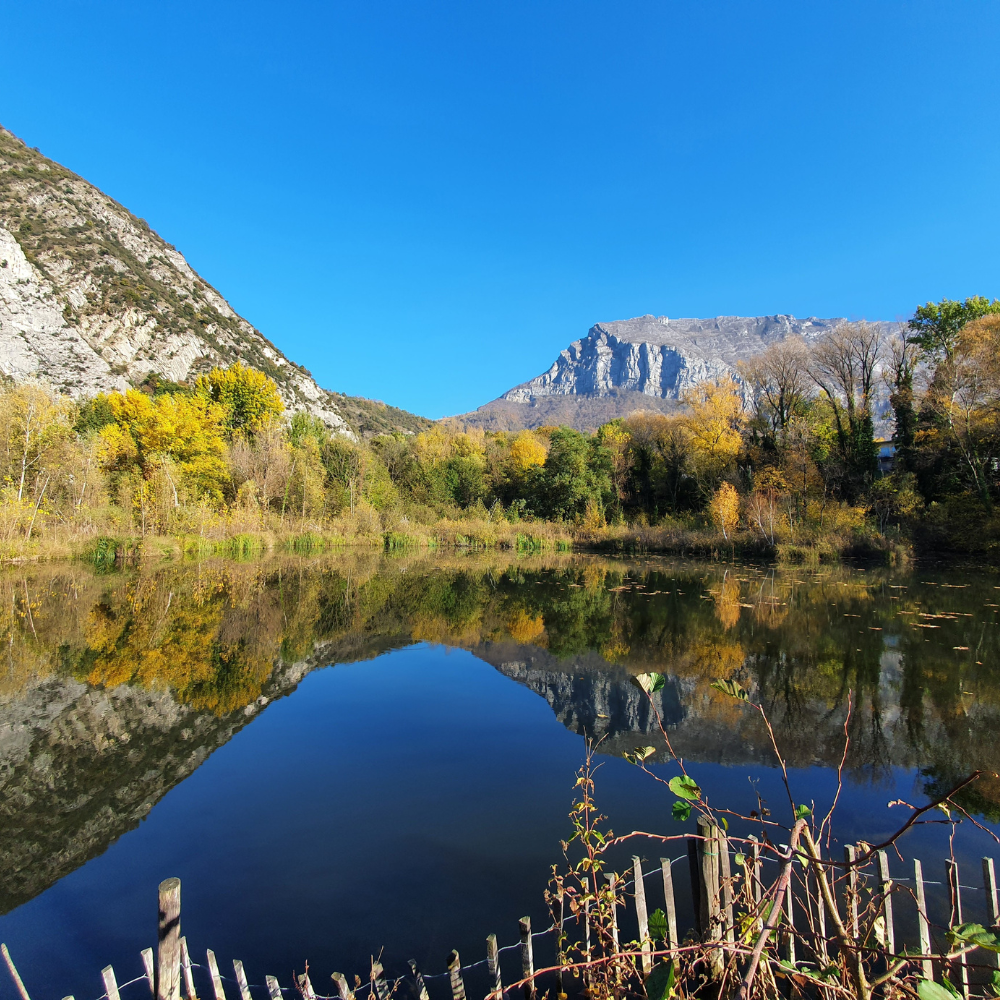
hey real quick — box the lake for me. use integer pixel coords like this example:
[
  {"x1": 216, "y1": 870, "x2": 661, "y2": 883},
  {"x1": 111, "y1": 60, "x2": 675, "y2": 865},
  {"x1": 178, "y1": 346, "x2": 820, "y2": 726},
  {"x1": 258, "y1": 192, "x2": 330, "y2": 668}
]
[{"x1": 1, "y1": 550, "x2": 999, "y2": 1000}]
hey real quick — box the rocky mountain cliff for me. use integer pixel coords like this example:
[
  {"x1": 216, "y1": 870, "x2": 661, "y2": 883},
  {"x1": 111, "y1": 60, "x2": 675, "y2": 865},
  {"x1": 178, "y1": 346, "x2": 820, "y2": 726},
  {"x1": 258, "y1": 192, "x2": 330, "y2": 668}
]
[
  {"x1": 0, "y1": 125, "x2": 431, "y2": 438},
  {"x1": 459, "y1": 314, "x2": 855, "y2": 430}
]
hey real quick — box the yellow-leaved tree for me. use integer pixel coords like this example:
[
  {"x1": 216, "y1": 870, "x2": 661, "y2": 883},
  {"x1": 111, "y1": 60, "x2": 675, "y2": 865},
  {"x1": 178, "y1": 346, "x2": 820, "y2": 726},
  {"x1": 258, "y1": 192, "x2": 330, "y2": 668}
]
[
  {"x1": 99, "y1": 389, "x2": 229, "y2": 504},
  {"x1": 508, "y1": 430, "x2": 547, "y2": 474},
  {"x1": 195, "y1": 362, "x2": 284, "y2": 437},
  {"x1": 682, "y1": 377, "x2": 745, "y2": 493},
  {"x1": 709, "y1": 481, "x2": 740, "y2": 540}
]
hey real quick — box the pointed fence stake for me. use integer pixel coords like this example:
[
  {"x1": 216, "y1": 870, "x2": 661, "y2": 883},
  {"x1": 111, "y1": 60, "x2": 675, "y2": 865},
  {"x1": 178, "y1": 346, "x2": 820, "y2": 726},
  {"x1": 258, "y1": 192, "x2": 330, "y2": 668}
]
[
  {"x1": 371, "y1": 961, "x2": 389, "y2": 1000},
  {"x1": 632, "y1": 857, "x2": 652, "y2": 976},
  {"x1": 914, "y1": 859, "x2": 933, "y2": 980},
  {"x1": 179, "y1": 940, "x2": 195, "y2": 1000},
  {"x1": 206, "y1": 951, "x2": 226, "y2": 1000},
  {"x1": 519, "y1": 917, "x2": 535, "y2": 1000},
  {"x1": 141, "y1": 949, "x2": 155, "y2": 997},
  {"x1": 486, "y1": 937, "x2": 502, "y2": 1000},
  {"x1": 747, "y1": 838, "x2": 763, "y2": 933},
  {"x1": 1, "y1": 946, "x2": 31, "y2": 1000},
  {"x1": 659, "y1": 858, "x2": 679, "y2": 950},
  {"x1": 331, "y1": 974, "x2": 354, "y2": 1000},
  {"x1": 877, "y1": 851, "x2": 895, "y2": 955},
  {"x1": 157, "y1": 878, "x2": 182, "y2": 1000},
  {"x1": 985, "y1": 858, "x2": 1000, "y2": 970},
  {"x1": 234, "y1": 961, "x2": 252, "y2": 1000},
  {"x1": 265, "y1": 976, "x2": 282, "y2": 1000},
  {"x1": 447, "y1": 950, "x2": 466, "y2": 1000},
  {"x1": 408, "y1": 961, "x2": 430, "y2": 1000},
  {"x1": 949, "y1": 861, "x2": 969, "y2": 999},
  {"x1": 718, "y1": 829, "x2": 734, "y2": 946},
  {"x1": 103, "y1": 967, "x2": 122, "y2": 1000},
  {"x1": 844, "y1": 845, "x2": 858, "y2": 938},
  {"x1": 554, "y1": 892, "x2": 566, "y2": 997}
]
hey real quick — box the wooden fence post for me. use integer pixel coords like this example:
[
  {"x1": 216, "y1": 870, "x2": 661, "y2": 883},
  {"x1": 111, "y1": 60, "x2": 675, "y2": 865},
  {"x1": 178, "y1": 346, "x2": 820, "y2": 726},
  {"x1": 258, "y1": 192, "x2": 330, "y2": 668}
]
[
  {"x1": 102, "y1": 967, "x2": 121, "y2": 1000},
  {"x1": 407, "y1": 962, "x2": 429, "y2": 1000},
  {"x1": 659, "y1": 858, "x2": 678, "y2": 950},
  {"x1": 157, "y1": 878, "x2": 182, "y2": 1000},
  {"x1": 234, "y1": 961, "x2": 252, "y2": 1000},
  {"x1": 695, "y1": 819, "x2": 722, "y2": 978},
  {"x1": 265, "y1": 976, "x2": 281, "y2": 1000},
  {"x1": 718, "y1": 829, "x2": 734, "y2": 946},
  {"x1": 554, "y1": 891, "x2": 566, "y2": 997},
  {"x1": 949, "y1": 861, "x2": 969, "y2": 999},
  {"x1": 1, "y1": 945, "x2": 31, "y2": 1000},
  {"x1": 985, "y1": 858, "x2": 1000, "y2": 970},
  {"x1": 371, "y1": 961, "x2": 389, "y2": 1000},
  {"x1": 141, "y1": 949, "x2": 155, "y2": 996},
  {"x1": 914, "y1": 859, "x2": 933, "y2": 980},
  {"x1": 206, "y1": 950, "x2": 226, "y2": 1000},
  {"x1": 632, "y1": 856, "x2": 652, "y2": 976},
  {"x1": 179, "y1": 941, "x2": 195, "y2": 1000},
  {"x1": 687, "y1": 838, "x2": 702, "y2": 938},
  {"x1": 447, "y1": 951, "x2": 466, "y2": 1000},
  {"x1": 486, "y1": 935, "x2": 503, "y2": 1000},
  {"x1": 877, "y1": 851, "x2": 895, "y2": 954},
  {"x1": 331, "y1": 973, "x2": 354, "y2": 1000},
  {"x1": 519, "y1": 917, "x2": 535, "y2": 1000},
  {"x1": 844, "y1": 845, "x2": 858, "y2": 938}
]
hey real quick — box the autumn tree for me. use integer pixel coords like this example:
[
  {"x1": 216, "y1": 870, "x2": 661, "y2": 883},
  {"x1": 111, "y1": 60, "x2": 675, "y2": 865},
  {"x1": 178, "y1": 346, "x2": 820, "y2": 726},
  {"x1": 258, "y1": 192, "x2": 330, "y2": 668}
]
[
  {"x1": 682, "y1": 377, "x2": 745, "y2": 494},
  {"x1": 195, "y1": 362, "x2": 284, "y2": 437},
  {"x1": 709, "y1": 481, "x2": 740, "y2": 540}
]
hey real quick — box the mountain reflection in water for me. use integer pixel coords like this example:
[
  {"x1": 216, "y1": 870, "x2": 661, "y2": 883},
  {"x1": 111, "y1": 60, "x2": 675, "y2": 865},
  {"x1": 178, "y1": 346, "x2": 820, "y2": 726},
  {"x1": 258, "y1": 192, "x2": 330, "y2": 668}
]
[{"x1": 1, "y1": 551, "x2": 999, "y2": 916}]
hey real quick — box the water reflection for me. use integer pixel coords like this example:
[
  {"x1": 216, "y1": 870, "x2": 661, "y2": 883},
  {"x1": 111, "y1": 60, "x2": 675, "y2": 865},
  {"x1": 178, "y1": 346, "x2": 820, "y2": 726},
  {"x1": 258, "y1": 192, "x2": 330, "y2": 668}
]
[{"x1": 1, "y1": 551, "x2": 998, "y2": 914}]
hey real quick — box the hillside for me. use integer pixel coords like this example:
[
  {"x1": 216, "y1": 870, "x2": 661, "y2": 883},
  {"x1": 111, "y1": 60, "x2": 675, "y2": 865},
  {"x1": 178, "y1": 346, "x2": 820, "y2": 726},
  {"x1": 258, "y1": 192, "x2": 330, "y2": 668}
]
[
  {"x1": 457, "y1": 314, "x2": 885, "y2": 430},
  {"x1": 0, "y1": 125, "x2": 427, "y2": 438}
]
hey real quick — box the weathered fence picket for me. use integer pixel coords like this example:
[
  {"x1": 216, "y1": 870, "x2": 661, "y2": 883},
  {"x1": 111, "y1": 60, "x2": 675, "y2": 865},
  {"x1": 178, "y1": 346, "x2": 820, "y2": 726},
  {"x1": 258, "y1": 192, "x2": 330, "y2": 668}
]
[
  {"x1": 21, "y1": 847, "x2": 1000, "y2": 1000},
  {"x1": 206, "y1": 949, "x2": 226, "y2": 1000},
  {"x1": 157, "y1": 878, "x2": 182, "y2": 1000},
  {"x1": 659, "y1": 857, "x2": 679, "y2": 949},
  {"x1": 914, "y1": 858, "x2": 933, "y2": 980}
]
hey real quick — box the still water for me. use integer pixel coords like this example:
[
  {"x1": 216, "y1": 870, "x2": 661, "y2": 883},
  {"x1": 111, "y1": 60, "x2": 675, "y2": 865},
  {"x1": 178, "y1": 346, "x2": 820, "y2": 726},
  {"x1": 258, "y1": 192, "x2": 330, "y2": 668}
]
[{"x1": 1, "y1": 551, "x2": 999, "y2": 999}]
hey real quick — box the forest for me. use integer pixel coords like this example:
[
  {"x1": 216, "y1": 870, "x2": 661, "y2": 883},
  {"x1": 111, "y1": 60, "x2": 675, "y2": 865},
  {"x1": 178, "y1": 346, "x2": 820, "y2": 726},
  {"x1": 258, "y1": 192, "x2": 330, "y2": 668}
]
[{"x1": 0, "y1": 295, "x2": 998, "y2": 561}]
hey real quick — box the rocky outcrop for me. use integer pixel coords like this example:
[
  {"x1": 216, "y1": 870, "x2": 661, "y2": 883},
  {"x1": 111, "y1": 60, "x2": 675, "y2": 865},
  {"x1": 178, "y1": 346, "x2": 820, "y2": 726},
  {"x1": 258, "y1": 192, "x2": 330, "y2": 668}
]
[
  {"x1": 503, "y1": 315, "x2": 843, "y2": 402},
  {"x1": 459, "y1": 314, "x2": 903, "y2": 430},
  {"x1": 0, "y1": 126, "x2": 351, "y2": 429}
]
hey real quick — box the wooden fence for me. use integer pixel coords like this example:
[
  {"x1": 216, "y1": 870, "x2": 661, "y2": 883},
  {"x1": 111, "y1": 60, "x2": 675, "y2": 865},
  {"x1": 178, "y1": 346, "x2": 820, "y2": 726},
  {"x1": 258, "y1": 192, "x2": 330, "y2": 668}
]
[{"x1": 4, "y1": 824, "x2": 1000, "y2": 1000}]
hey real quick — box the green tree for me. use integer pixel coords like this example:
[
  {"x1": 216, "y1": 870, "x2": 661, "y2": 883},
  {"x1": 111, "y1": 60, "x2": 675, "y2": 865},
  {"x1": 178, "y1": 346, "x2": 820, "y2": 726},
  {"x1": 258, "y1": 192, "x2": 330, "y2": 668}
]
[
  {"x1": 534, "y1": 428, "x2": 612, "y2": 521},
  {"x1": 908, "y1": 296, "x2": 1000, "y2": 361}
]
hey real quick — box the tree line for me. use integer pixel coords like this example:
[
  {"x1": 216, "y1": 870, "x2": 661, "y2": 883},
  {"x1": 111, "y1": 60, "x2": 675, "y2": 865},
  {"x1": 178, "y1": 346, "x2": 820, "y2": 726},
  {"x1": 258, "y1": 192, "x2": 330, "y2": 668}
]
[{"x1": 0, "y1": 295, "x2": 996, "y2": 554}]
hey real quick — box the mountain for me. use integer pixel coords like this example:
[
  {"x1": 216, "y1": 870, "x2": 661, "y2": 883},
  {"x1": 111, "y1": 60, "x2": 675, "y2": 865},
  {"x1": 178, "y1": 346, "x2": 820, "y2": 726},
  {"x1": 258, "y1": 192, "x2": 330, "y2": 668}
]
[
  {"x1": 457, "y1": 313, "x2": 851, "y2": 431},
  {"x1": 0, "y1": 125, "x2": 431, "y2": 438}
]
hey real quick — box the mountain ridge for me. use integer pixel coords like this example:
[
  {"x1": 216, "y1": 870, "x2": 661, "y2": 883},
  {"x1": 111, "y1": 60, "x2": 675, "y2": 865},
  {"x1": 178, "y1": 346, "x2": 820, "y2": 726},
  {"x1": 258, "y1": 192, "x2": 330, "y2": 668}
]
[
  {"x1": 458, "y1": 313, "x2": 896, "y2": 431},
  {"x1": 0, "y1": 125, "x2": 432, "y2": 438}
]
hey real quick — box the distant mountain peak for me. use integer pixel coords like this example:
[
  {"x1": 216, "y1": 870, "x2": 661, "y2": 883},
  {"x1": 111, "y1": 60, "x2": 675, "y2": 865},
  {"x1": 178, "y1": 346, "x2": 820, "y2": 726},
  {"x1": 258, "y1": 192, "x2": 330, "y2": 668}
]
[{"x1": 460, "y1": 313, "x2": 891, "y2": 431}]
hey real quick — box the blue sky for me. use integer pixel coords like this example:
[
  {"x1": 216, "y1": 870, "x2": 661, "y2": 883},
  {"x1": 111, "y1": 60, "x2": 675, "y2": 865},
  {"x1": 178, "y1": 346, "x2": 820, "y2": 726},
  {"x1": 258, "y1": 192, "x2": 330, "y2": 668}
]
[{"x1": 2, "y1": 2, "x2": 998, "y2": 418}]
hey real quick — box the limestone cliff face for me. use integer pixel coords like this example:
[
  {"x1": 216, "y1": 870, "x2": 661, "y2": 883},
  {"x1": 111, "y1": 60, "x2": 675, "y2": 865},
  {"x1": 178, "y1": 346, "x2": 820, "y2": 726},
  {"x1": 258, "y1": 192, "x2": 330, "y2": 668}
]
[
  {"x1": 503, "y1": 314, "x2": 842, "y2": 402},
  {"x1": 0, "y1": 126, "x2": 349, "y2": 430}
]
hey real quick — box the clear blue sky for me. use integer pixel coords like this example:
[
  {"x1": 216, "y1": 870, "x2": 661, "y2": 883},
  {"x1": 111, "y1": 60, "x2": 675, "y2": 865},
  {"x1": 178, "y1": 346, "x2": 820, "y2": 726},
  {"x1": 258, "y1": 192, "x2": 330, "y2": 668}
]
[{"x1": 2, "y1": 2, "x2": 998, "y2": 418}]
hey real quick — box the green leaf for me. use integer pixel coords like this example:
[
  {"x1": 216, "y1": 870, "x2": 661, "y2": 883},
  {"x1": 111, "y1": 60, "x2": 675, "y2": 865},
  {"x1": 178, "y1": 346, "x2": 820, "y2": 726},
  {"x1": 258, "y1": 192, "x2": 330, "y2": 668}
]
[
  {"x1": 947, "y1": 923, "x2": 1000, "y2": 952},
  {"x1": 710, "y1": 679, "x2": 750, "y2": 701},
  {"x1": 624, "y1": 746, "x2": 657, "y2": 765},
  {"x1": 919, "y1": 981, "x2": 960, "y2": 1000},
  {"x1": 734, "y1": 852, "x2": 746, "y2": 867},
  {"x1": 794, "y1": 804, "x2": 812, "y2": 820},
  {"x1": 718, "y1": 815, "x2": 728, "y2": 831},
  {"x1": 645, "y1": 960, "x2": 675, "y2": 1000},
  {"x1": 672, "y1": 800, "x2": 692, "y2": 822},
  {"x1": 633, "y1": 672, "x2": 666, "y2": 694},
  {"x1": 668, "y1": 775, "x2": 702, "y2": 801},
  {"x1": 988, "y1": 970, "x2": 1000, "y2": 998},
  {"x1": 648, "y1": 908, "x2": 668, "y2": 942}
]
